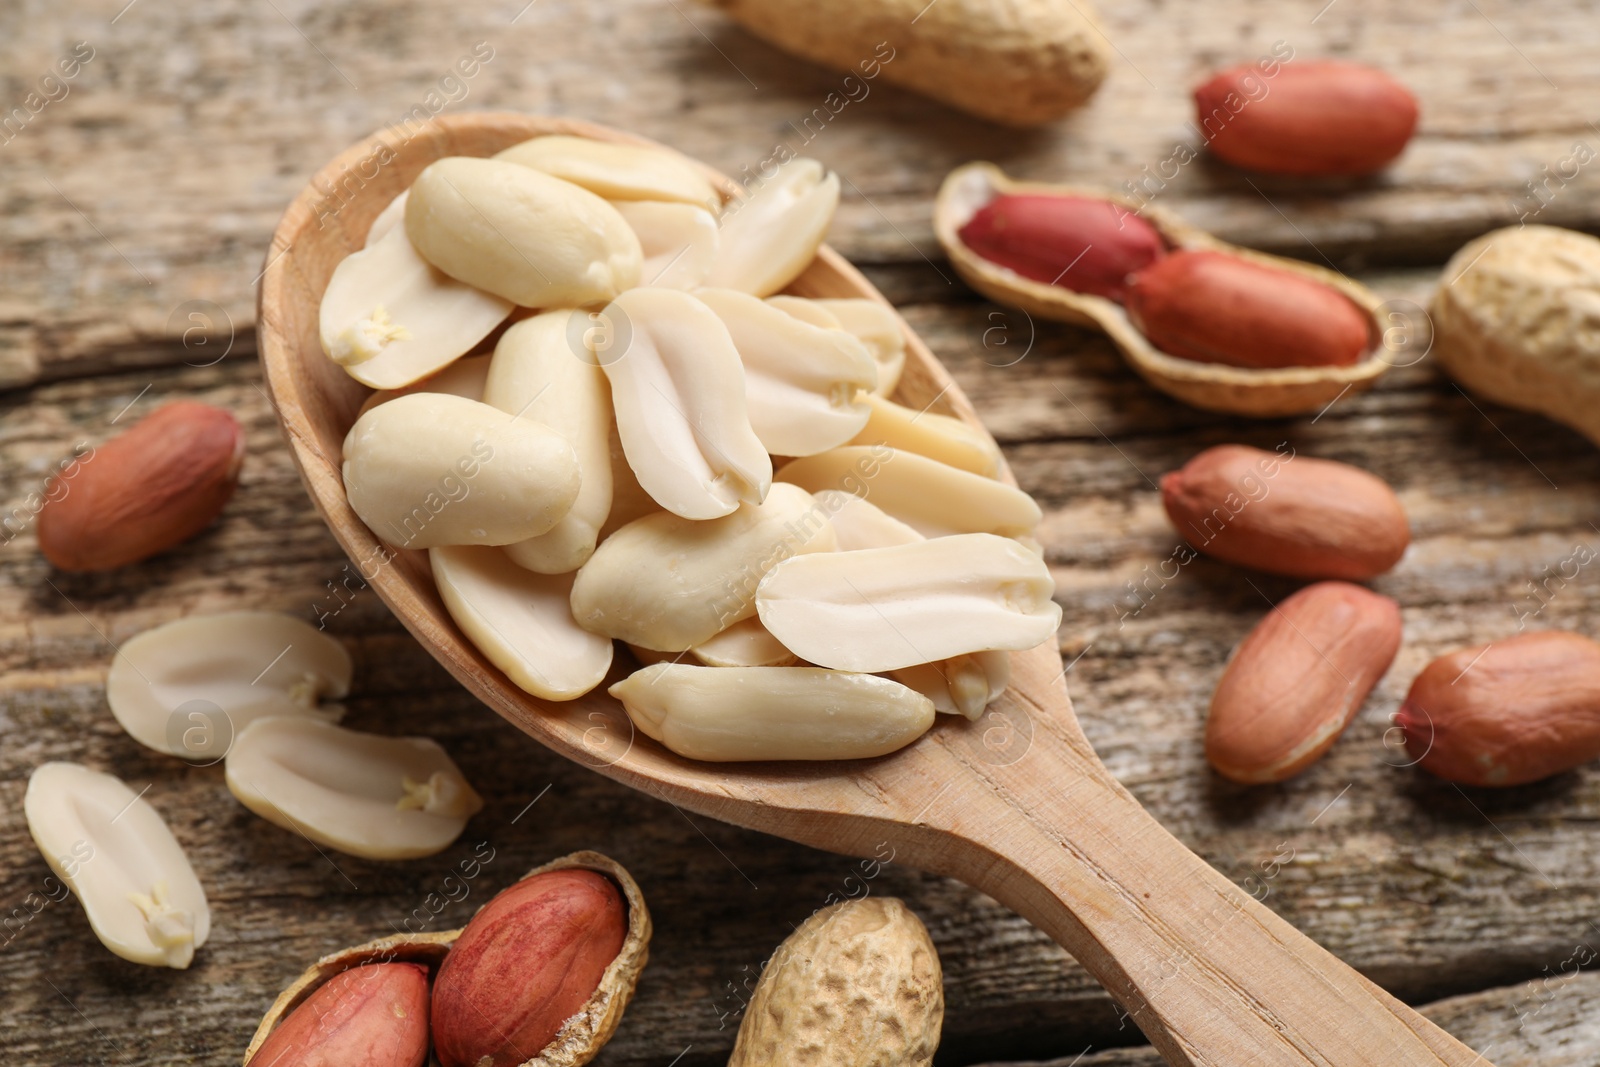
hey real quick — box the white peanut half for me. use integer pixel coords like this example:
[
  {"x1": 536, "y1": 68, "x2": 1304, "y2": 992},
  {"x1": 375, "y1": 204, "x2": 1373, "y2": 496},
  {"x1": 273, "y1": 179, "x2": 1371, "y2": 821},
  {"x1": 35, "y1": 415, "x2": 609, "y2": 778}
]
[
  {"x1": 757, "y1": 533, "x2": 1061, "y2": 672},
  {"x1": 705, "y1": 158, "x2": 840, "y2": 297},
  {"x1": 849, "y1": 392, "x2": 1002, "y2": 478},
  {"x1": 342, "y1": 392, "x2": 580, "y2": 549},
  {"x1": 891, "y1": 651, "x2": 1012, "y2": 720},
  {"x1": 613, "y1": 200, "x2": 720, "y2": 290},
  {"x1": 106, "y1": 611, "x2": 351, "y2": 760},
  {"x1": 364, "y1": 188, "x2": 409, "y2": 247},
  {"x1": 597, "y1": 287, "x2": 771, "y2": 519},
  {"x1": 358, "y1": 352, "x2": 491, "y2": 417},
  {"x1": 431, "y1": 545, "x2": 613, "y2": 701},
  {"x1": 812, "y1": 489, "x2": 921, "y2": 550},
  {"x1": 571, "y1": 481, "x2": 835, "y2": 651},
  {"x1": 691, "y1": 615, "x2": 797, "y2": 667},
  {"x1": 484, "y1": 310, "x2": 614, "y2": 573},
  {"x1": 766, "y1": 294, "x2": 842, "y2": 329},
  {"x1": 598, "y1": 420, "x2": 663, "y2": 541},
  {"x1": 697, "y1": 288, "x2": 877, "y2": 456},
  {"x1": 406, "y1": 156, "x2": 642, "y2": 307},
  {"x1": 778, "y1": 446, "x2": 1041, "y2": 538},
  {"x1": 610, "y1": 663, "x2": 935, "y2": 761},
  {"x1": 320, "y1": 221, "x2": 513, "y2": 390},
  {"x1": 809, "y1": 492, "x2": 1013, "y2": 716},
  {"x1": 25, "y1": 762, "x2": 210, "y2": 968},
  {"x1": 813, "y1": 298, "x2": 908, "y2": 396},
  {"x1": 225, "y1": 717, "x2": 484, "y2": 860},
  {"x1": 496, "y1": 134, "x2": 721, "y2": 212}
]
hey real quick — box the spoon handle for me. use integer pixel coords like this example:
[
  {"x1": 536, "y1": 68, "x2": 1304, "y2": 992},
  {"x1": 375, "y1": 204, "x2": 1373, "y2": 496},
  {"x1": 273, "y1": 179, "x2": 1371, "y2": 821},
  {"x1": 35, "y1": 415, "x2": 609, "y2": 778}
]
[{"x1": 897, "y1": 670, "x2": 1491, "y2": 1066}]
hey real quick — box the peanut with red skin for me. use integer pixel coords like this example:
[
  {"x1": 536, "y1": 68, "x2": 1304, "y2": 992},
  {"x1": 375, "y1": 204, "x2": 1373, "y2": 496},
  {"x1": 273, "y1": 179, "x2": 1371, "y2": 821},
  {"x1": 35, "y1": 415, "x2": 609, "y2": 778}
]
[
  {"x1": 1161, "y1": 444, "x2": 1408, "y2": 580},
  {"x1": 247, "y1": 963, "x2": 430, "y2": 1067},
  {"x1": 36, "y1": 401, "x2": 243, "y2": 571},
  {"x1": 1207, "y1": 582, "x2": 1401, "y2": 784},
  {"x1": 1398, "y1": 631, "x2": 1600, "y2": 787},
  {"x1": 430, "y1": 868, "x2": 627, "y2": 1067},
  {"x1": 1195, "y1": 60, "x2": 1418, "y2": 176},
  {"x1": 1126, "y1": 250, "x2": 1371, "y2": 369},
  {"x1": 957, "y1": 194, "x2": 1166, "y2": 301}
]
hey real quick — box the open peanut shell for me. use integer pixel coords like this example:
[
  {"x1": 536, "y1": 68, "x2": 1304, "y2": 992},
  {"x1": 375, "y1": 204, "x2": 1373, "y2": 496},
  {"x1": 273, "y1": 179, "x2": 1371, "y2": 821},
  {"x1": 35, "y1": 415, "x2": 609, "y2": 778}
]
[
  {"x1": 243, "y1": 850, "x2": 651, "y2": 1067},
  {"x1": 934, "y1": 162, "x2": 1392, "y2": 417}
]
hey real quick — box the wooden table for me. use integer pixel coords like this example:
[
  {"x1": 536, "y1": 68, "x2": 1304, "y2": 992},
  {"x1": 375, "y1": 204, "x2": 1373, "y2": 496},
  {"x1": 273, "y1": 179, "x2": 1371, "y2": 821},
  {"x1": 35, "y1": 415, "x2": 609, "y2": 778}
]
[{"x1": 5, "y1": 1, "x2": 1600, "y2": 1064}]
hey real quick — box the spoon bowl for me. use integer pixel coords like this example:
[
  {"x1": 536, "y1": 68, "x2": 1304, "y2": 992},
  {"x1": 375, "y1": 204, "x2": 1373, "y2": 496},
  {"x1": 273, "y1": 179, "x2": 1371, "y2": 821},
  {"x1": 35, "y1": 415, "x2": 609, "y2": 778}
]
[{"x1": 259, "y1": 113, "x2": 1489, "y2": 1067}]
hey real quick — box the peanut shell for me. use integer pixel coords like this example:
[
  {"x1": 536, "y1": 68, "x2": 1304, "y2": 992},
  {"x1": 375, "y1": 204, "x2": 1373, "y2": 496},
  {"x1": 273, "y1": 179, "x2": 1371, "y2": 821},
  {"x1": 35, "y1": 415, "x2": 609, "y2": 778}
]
[
  {"x1": 934, "y1": 162, "x2": 1390, "y2": 416},
  {"x1": 728, "y1": 896, "x2": 942, "y2": 1067},
  {"x1": 1432, "y1": 225, "x2": 1600, "y2": 448},
  {"x1": 244, "y1": 851, "x2": 651, "y2": 1067}
]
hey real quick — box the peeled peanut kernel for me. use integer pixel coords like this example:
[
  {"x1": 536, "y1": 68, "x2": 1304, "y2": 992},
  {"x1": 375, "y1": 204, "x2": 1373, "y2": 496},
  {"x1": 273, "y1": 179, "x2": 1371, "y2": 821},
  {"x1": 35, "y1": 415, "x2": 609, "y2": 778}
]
[
  {"x1": 807, "y1": 492, "x2": 1006, "y2": 715},
  {"x1": 406, "y1": 156, "x2": 641, "y2": 307},
  {"x1": 891, "y1": 651, "x2": 1012, "y2": 721},
  {"x1": 612, "y1": 200, "x2": 719, "y2": 290},
  {"x1": 321, "y1": 222, "x2": 514, "y2": 390},
  {"x1": 359, "y1": 352, "x2": 491, "y2": 417},
  {"x1": 757, "y1": 533, "x2": 1061, "y2": 673},
  {"x1": 25, "y1": 762, "x2": 210, "y2": 968},
  {"x1": 778, "y1": 446, "x2": 1041, "y2": 539},
  {"x1": 496, "y1": 134, "x2": 720, "y2": 212},
  {"x1": 598, "y1": 422, "x2": 662, "y2": 541},
  {"x1": 704, "y1": 158, "x2": 840, "y2": 297},
  {"x1": 571, "y1": 482, "x2": 835, "y2": 651},
  {"x1": 431, "y1": 545, "x2": 613, "y2": 702},
  {"x1": 848, "y1": 392, "x2": 1002, "y2": 477},
  {"x1": 248, "y1": 963, "x2": 430, "y2": 1067},
  {"x1": 692, "y1": 616, "x2": 798, "y2": 667},
  {"x1": 342, "y1": 392, "x2": 581, "y2": 550},
  {"x1": 697, "y1": 288, "x2": 877, "y2": 456},
  {"x1": 596, "y1": 287, "x2": 771, "y2": 520},
  {"x1": 812, "y1": 489, "x2": 921, "y2": 550},
  {"x1": 364, "y1": 189, "x2": 409, "y2": 247},
  {"x1": 107, "y1": 611, "x2": 351, "y2": 760},
  {"x1": 226, "y1": 717, "x2": 484, "y2": 860},
  {"x1": 484, "y1": 311, "x2": 614, "y2": 574},
  {"x1": 814, "y1": 298, "x2": 907, "y2": 396},
  {"x1": 610, "y1": 663, "x2": 935, "y2": 762},
  {"x1": 766, "y1": 294, "x2": 842, "y2": 328}
]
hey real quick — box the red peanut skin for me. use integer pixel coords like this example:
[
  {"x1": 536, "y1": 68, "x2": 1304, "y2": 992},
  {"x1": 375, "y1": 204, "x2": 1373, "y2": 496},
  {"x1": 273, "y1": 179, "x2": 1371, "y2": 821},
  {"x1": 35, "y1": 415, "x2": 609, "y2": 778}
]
[
  {"x1": 35, "y1": 401, "x2": 244, "y2": 571},
  {"x1": 248, "y1": 963, "x2": 430, "y2": 1067},
  {"x1": 1161, "y1": 444, "x2": 1409, "y2": 580},
  {"x1": 1126, "y1": 250, "x2": 1372, "y2": 369},
  {"x1": 1207, "y1": 582, "x2": 1401, "y2": 783},
  {"x1": 1195, "y1": 60, "x2": 1419, "y2": 176},
  {"x1": 957, "y1": 193, "x2": 1167, "y2": 301},
  {"x1": 431, "y1": 869, "x2": 627, "y2": 1067},
  {"x1": 1398, "y1": 631, "x2": 1600, "y2": 787}
]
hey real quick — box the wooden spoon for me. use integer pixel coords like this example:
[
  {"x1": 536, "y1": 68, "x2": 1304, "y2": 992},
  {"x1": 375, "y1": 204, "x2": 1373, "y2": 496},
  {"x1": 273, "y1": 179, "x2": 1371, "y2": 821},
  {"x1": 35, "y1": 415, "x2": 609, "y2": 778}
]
[{"x1": 259, "y1": 113, "x2": 1489, "y2": 1067}]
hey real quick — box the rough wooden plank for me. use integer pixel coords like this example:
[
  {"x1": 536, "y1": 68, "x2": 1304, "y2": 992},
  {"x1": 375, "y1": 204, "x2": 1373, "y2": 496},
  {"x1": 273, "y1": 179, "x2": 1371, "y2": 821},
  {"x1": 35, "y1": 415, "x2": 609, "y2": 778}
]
[
  {"x1": 5, "y1": 0, "x2": 1600, "y2": 386},
  {"x1": 976, "y1": 971, "x2": 1600, "y2": 1067}
]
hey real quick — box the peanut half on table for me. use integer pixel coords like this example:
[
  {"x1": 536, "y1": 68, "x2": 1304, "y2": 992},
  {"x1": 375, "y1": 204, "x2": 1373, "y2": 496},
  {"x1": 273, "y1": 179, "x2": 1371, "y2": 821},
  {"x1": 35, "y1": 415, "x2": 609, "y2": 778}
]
[{"x1": 323, "y1": 131, "x2": 1062, "y2": 765}]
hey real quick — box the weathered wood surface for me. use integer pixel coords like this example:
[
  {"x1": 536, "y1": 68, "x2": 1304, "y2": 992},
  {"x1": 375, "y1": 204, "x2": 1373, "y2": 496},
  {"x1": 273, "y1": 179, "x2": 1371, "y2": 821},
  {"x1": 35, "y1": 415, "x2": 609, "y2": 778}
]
[
  {"x1": 5, "y1": 0, "x2": 1600, "y2": 1064},
  {"x1": 977, "y1": 971, "x2": 1600, "y2": 1067},
  {"x1": 4, "y1": 0, "x2": 1600, "y2": 387}
]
